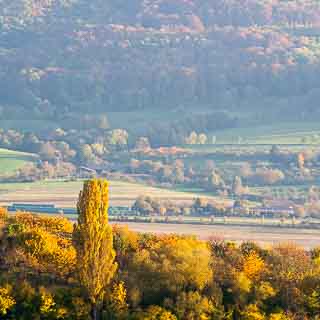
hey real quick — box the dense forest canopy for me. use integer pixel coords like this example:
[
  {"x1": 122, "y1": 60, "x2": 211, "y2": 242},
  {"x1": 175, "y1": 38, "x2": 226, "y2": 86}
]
[
  {"x1": 1, "y1": 181, "x2": 320, "y2": 319},
  {"x1": 0, "y1": 0, "x2": 320, "y2": 123}
]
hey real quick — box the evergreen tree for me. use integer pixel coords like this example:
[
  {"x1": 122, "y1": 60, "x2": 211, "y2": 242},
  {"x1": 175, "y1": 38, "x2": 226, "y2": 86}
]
[{"x1": 73, "y1": 179, "x2": 117, "y2": 320}]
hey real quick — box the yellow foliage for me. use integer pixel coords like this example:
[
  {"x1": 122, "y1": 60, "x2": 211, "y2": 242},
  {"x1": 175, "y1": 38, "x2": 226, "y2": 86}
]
[
  {"x1": 240, "y1": 304, "x2": 265, "y2": 320},
  {"x1": 257, "y1": 282, "x2": 276, "y2": 300},
  {"x1": 237, "y1": 272, "x2": 252, "y2": 293},
  {"x1": 23, "y1": 227, "x2": 58, "y2": 256},
  {"x1": 73, "y1": 179, "x2": 117, "y2": 307},
  {"x1": 269, "y1": 311, "x2": 291, "y2": 320},
  {"x1": 56, "y1": 307, "x2": 68, "y2": 319},
  {"x1": 113, "y1": 225, "x2": 139, "y2": 252},
  {"x1": 173, "y1": 291, "x2": 216, "y2": 320},
  {"x1": 132, "y1": 235, "x2": 213, "y2": 293},
  {"x1": 109, "y1": 282, "x2": 128, "y2": 316},
  {"x1": 20, "y1": 227, "x2": 76, "y2": 275},
  {"x1": 159, "y1": 236, "x2": 213, "y2": 290},
  {"x1": 40, "y1": 289, "x2": 55, "y2": 314},
  {"x1": 0, "y1": 207, "x2": 8, "y2": 222},
  {"x1": 13, "y1": 213, "x2": 73, "y2": 233},
  {"x1": 315, "y1": 256, "x2": 320, "y2": 266},
  {"x1": 243, "y1": 251, "x2": 265, "y2": 280},
  {"x1": 140, "y1": 305, "x2": 177, "y2": 320},
  {"x1": 0, "y1": 287, "x2": 15, "y2": 315}
]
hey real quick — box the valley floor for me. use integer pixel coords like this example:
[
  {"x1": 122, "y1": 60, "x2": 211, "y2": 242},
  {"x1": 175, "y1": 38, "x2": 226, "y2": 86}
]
[{"x1": 115, "y1": 222, "x2": 320, "y2": 249}]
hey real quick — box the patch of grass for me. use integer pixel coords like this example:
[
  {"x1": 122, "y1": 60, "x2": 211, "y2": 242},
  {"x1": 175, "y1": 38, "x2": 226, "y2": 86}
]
[
  {"x1": 207, "y1": 121, "x2": 320, "y2": 145},
  {"x1": 0, "y1": 148, "x2": 37, "y2": 176},
  {"x1": 251, "y1": 184, "x2": 316, "y2": 198}
]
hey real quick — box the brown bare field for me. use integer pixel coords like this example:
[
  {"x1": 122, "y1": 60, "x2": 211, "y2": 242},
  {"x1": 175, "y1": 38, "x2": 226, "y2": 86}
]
[
  {"x1": 0, "y1": 180, "x2": 222, "y2": 207},
  {"x1": 114, "y1": 222, "x2": 320, "y2": 249}
]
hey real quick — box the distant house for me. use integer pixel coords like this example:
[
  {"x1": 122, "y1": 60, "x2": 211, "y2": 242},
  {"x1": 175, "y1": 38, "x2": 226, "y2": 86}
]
[
  {"x1": 264, "y1": 200, "x2": 295, "y2": 210},
  {"x1": 232, "y1": 199, "x2": 296, "y2": 217},
  {"x1": 258, "y1": 200, "x2": 296, "y2": 216},
  {"x1": 78, "y1": 164, "x2": 112, "y2": 177},
  {"x1": 78, "y1": 166, "x2": 97, "y2": 177},
  {"x1": 79, "y1": 166, "x2": 96, "y2": 173}
]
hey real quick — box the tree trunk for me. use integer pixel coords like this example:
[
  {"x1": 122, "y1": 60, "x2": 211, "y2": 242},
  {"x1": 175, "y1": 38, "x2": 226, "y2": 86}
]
[{"x1": 92, "y1": 304, "x2": 98, "y2": 320}]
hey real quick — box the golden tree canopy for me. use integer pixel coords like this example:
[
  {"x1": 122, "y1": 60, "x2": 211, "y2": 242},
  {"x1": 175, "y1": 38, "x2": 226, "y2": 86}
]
[{"x1": 73, "y1": 179, "x2": 117, "y2": 307}]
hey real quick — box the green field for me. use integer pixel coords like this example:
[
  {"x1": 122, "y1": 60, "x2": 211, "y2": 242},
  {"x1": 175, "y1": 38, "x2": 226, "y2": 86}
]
[
  {"x1": 2, "y1": 114, "x2": 320, "y2": 146},
  {"x1": 210, "y1": 121, "x2": 320, "y2": 144},
  {"x1": 0, "y1": 148, "x2": 37, "y2": 176},
  {"x1": 0, "y1": 179, "x2": 223, "y2": 208}
]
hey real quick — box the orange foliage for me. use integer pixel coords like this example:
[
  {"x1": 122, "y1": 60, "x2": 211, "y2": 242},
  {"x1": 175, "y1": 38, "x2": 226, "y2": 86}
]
[
  {"x1": 243, "y1": 251, "x2": 265, "y2": 280},
  {"x1": 12, "y1": 213, "x2": 73, "y2": 233},
  {"x1": 0, "y1": 207, "x2": 8, "y2": 222},
  {"x1": 19, "y1": 227, "x2": 76, "y2": 276}
]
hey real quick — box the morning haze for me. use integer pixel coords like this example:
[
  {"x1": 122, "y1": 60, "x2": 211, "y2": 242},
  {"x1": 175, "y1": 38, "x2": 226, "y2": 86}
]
[{"x1": 0, "y1": 0, "x2": 319, "y2": 319}]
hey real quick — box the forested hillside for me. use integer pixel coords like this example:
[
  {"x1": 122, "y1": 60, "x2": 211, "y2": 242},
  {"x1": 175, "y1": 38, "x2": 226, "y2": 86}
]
[{"x1": 1, "y1": 0, "x2": 320, "y2": 123}]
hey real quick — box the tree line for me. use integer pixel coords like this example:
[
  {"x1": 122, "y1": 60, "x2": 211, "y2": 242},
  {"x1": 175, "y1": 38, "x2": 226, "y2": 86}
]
[{"x1": 0, "y1": 179, "x2": 320, "y2": 319}]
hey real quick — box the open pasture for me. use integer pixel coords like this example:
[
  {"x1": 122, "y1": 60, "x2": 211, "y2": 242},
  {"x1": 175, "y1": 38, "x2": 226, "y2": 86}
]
[
  {"x1": 0, "y1": 148, "x2": 37, "y2": 176},
  {"x1": 0, "y1": 179, "x2": 220, "y2": 208},
  {"x1": 207, "y1": 121, "x2": 320, "y2": 145}
]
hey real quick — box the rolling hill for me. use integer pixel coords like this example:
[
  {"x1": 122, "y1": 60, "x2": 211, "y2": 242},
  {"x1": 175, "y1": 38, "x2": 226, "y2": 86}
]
[
  {"x1": 0, "y1": 148, "x2": 37, "y2": 176},
  {"x1": 0, "y1": 0, "x2": 320, "y2": 133}
]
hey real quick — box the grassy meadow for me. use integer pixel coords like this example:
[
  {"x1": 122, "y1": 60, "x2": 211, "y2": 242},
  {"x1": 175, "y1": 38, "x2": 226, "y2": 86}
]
[
  {"x1": 0, "y1": 179, "x2": 220, "y2": 208},
  {"x1": 2, "y1": 113, "x2": 320, "y2": 146},
  {"x1": 209, "y1": 121, "x2": 320, "y2": 144},
  {"x1": 0, "y1": 148, "x2": 37, "y2": 176}
]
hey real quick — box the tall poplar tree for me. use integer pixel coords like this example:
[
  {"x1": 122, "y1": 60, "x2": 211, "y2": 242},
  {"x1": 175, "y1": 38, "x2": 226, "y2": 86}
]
[{"x1": 73, "y1": 179, "x2": 117, "y2": 320}]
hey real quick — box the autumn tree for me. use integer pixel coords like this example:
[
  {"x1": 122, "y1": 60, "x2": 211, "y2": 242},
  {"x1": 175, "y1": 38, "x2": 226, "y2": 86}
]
[
  {"x1": 209, "y1": 171, "x2": 225, "y2": 191},
  {"x1": 198, "y1": 133, "x2": 208, "y2": 145},
  {"x1": 167, "y1": 291, "x2": 219, "y2": 320},
  {"x1": 125, "y1": 235, "x2": 213, "y2": 306},
  {"x1": 73, "y1": 179, "x2": 117, "y2": 320},
  {"x1": 0, "y1": 207, "x2": 7, "y2": 223},
  {"x1": 297, "y1": 153, "x2": 305, "y2": 171},
  {"x1": 39, "y1": 287, "x2": 56, "y2": 317},
  {"x1": 243, "y1": 251, "x2": 265, "y2": 280},
  {"x1": 105, "y1": 282, "x2": 128, "y2": 319},
  {"x1": 135, "y1": 137, "x2": 151, "y2": 151},
  {"x1": 134, "y1": 305, "x2": 177, "y2": 320},
  {"x1": 232, "y1": 176, "x2": 244, "y2": 196},
  {"x1": 107, "y1": 129, "x2": 129, "y2": 150},
  {"x1": 80, "y1": 144, "x2": 94, "y2": 163},
  {"x1": 241, "y1": 304, "x2": 265, "y2": 320},
  {"x1": 253, "y1": 168, "x2": 285, "y2": 185},
  {"x1": 18, "y1": 226, "x2": 76, "y2": 277},
  {"x1": 39, "y1": 142, "x2": 57, "y2": 161},
  {"x1": 0, "y1": 286, "x2": 15, "y2": 316},
  {"x1": 185, "y1": 131, "x2": 198, "y2": 145},
  {"x1": 98, "y1": 114, "x2": 110, "y2": 130}
]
